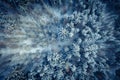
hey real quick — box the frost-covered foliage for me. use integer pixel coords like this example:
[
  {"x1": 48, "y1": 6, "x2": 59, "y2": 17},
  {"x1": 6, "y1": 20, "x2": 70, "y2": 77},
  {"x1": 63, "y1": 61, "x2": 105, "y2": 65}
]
[{"x1": 0, "y1": 0, "x2": 120, "y2": 80}]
